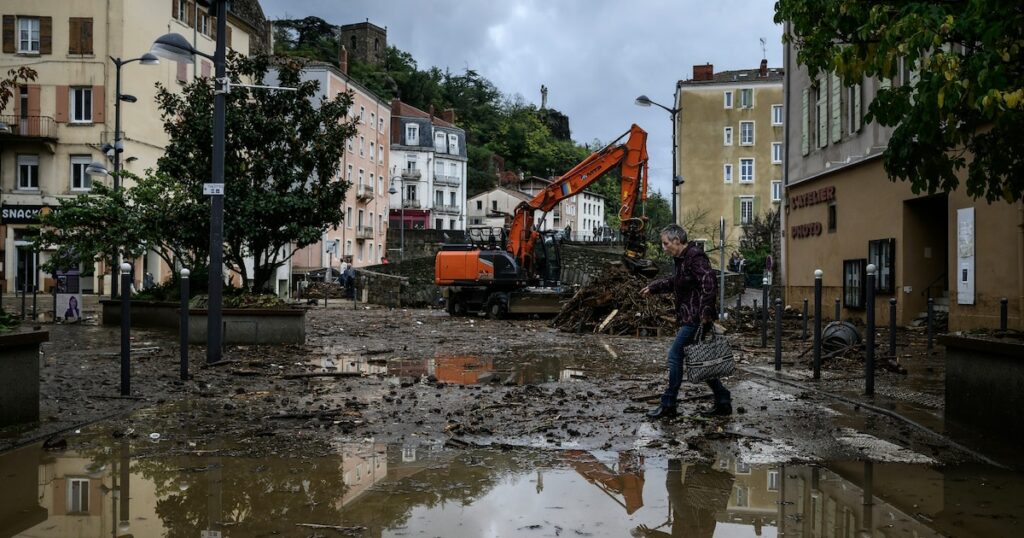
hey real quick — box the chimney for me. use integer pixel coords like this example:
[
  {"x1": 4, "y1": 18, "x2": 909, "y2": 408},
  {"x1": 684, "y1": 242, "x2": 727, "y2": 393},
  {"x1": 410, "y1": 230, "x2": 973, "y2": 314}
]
[
  {"x1": 428, "y1": 104, "x2": 436, "y2": 119},
  {"x1": 693, "y1": 63, "x2": 713, "y2": 81},
  {"x1": 759, "y1": 58, "x2": 768, "y2": 77},
  {"x1": 339, "y1": 45, "x2": 348, "y2": 75},
  {"x1": 391, "y1": 98, "x2": 401, "y2": 115},
  {"x1": 441, "y1": 108, "x2": 456, "y2": 124}
]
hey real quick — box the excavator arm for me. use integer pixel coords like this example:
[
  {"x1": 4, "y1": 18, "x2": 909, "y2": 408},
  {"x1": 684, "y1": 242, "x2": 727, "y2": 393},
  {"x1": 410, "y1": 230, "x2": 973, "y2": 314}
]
[{"x1": 507, "y1": 124, "x2": 656, "y2": 277}]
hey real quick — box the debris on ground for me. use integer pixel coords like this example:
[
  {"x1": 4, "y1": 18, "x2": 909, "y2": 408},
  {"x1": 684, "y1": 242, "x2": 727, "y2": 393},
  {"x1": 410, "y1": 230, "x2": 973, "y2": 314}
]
[{"x1": 551, "y1": 264, "x2": 674, "y2": 336}]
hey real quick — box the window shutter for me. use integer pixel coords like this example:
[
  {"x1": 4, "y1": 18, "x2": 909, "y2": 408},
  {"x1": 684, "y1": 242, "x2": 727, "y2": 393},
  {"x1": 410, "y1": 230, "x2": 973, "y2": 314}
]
[
  {"x1": 830, "y1": 73, "x2": 842, "y2": 143},
  {"x1": 816, "y1": 80, "x2": 828, "y2": 148},
  {"x1": 92, "y1": 85, "x2": 104, "y2": 123},
  {"x1": 176, "y1": 61, "x2": 187, "y2": 82},
  {"x1": 753, "y1": 196, "x2": 761, "y2": 218},
  {"x1": 226, "y1": 25, "x2": 232, "y2": 49},
  {"x1": 801, "y1": 89, "x2": 809, "y2": 156},
  {"x1": 81, "y1": 18, "x2": 92, "y2": 54},
  {"x1": 733, "y1": 197, "x2": 741, "y2": 224},
  {"x1": 40, "y1": 16, "x2": 52, "y2": 54},
  {"x1": 68, "y1": 18, "x2": 80, "y2": 54},
  {"x1": 27, "y1": 85, "x2": 40, "y2": 115},
  {"x1": 2, "y1": 15, "x2": 14, "y2": 53},
  {"x1": 172, "y1": 0, "x2": 179, "y2": 18},
  {"x1": 187, "y1": 1, "x2": 195, "y2": 27},
  {"x1": 852, "y1": 84, "x2": 862, "y2": 134},
  {"x1": 54, "y1": 86, "x2": 68, "y2": 122}
]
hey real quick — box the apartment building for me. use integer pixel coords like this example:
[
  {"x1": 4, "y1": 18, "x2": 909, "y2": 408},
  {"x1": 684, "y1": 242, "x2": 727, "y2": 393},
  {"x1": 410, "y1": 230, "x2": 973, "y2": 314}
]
[
  {"x1": 278, "y1": 60, "x2": 391, "y2": 271},
  {"x1": 0, "y1": 0, "x2": 267, "y2": 294},
  {"x1": 389, "y1": 100, "x2": 467, "y2": 232},
  {"x1": 516, "y1": 176, "x2": 607, "y2": 240},
  {"x1": 465, "y1": 186, "x2": 554, "y2": 232},
  {"x1": 676, "y1": 61, "x2": 784, "y2": 249},
  {"x1": 782, "y1": 40, "x2": 1022, "y2": 330}
]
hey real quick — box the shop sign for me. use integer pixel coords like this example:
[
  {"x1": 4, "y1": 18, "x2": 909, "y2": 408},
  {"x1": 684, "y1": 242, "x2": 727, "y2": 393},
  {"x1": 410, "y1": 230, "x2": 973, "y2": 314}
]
[
  {"x1": 1, "y1": 204, "x2": 50, "y2": 224},
  {"x1": 790, "y1": 186, "x2": 836, "y2": 210},
  {"x1": 791, "y1": 222, "x2": 823, "y2": 239}
]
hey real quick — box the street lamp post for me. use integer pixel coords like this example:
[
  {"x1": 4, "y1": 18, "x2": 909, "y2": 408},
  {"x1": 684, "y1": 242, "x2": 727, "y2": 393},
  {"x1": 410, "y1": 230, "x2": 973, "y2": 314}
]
[
  {"x1": 389, "y1": 173, "x2": 405, "y2": 261},
  {"x1": 103, "y1": 53, "x2": 160, "y2": 299},
  {"x1": 634, "y1": 94, "x2": 683, "y2": 224}
]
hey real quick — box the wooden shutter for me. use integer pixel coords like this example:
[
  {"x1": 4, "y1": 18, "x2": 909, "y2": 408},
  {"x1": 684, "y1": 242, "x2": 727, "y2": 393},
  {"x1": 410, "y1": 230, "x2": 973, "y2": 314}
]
[
  {"x1": 92, "y1": 85, "x2": 104, "y2": 123},
  {"x1": 172, "y1": 0, "x2": 179, "y2": 18},
  {"x1": 54, "y1": 86, "x2": 68, "y2": 122},
  {"x1": 187, "y1": 1, "x2": 195, "y2": 27},
  {"x1": 851, "y1": 84, "x2": 862, "y2": 134},
  {"x1": 226, "y1": 25, "x2": 232, "y2": 49},
  {"x1": 830, "y1": 73, "x2": 842, "y2": 143},
  {"x1": 80, "y1": 18, "x2": 92, "y2": 54},
  {"x1": 801, "y1": 89, "x2": 809, "y2": 156},
  {"x1": 40, "y1": 16, "x2": 52, "y2": 54},
  {"x1": 176, "y1": 61, "x2": 187, "y2": 83},
  {"x1": 753, "y1": 196, "x2": 761, "y2": 218},
  {"x1": 27, "y1": 85, "x2": 40, "y2": 115},
  {"x1": 816, "y1": 79, "x2": 827, "y2": 148},
  {"x1": 68, "y1": 18, "x2": 80, "y2": 54},
  {"x1": 2, "y1": 15, "x2": 13, "y2": 53},
  {"x1": 733, "y1": 197, "x2": 741, "y2": 224}
]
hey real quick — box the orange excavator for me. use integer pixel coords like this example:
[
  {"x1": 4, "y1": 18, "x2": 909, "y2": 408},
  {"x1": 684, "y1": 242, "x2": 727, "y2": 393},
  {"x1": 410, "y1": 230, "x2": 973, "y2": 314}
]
[{"x1": 435, "y1": 124, "x2": 657, "y2": 318}]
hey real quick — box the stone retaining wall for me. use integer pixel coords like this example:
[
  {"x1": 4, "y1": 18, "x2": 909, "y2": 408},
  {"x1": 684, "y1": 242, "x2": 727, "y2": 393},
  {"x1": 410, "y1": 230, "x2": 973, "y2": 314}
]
[{"x1": 0, "y1": 330, "x2": 48, "y2": 427}]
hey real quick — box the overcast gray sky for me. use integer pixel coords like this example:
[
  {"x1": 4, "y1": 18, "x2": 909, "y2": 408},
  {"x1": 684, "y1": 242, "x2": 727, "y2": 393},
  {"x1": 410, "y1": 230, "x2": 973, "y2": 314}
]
[{"x1": 260, "y1": 0, "x2": 784, "y2": 196}]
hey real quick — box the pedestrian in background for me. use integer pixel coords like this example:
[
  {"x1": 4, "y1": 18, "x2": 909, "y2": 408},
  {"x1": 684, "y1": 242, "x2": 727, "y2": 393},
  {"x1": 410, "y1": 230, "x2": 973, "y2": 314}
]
[{"x1": 641, "y1": 224, "x2": 732, "y2": 419}]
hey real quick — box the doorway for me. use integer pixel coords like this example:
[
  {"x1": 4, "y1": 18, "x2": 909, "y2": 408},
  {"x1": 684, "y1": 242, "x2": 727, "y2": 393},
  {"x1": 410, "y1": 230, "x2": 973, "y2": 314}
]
[{"x1": 902, "y1": 194, "x2": 949, "y2": 323}]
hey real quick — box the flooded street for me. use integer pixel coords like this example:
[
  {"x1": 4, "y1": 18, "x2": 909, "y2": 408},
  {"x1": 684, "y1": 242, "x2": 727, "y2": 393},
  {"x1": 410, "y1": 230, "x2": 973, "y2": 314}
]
[{"x1": 3, "y1": 424, "x2": 1022, "y2": 537}]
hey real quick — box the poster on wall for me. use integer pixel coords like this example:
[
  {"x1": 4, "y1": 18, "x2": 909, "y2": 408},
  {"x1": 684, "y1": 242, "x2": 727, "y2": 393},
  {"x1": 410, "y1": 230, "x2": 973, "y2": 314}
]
[
  {"x1": 957, "y1": 207, "x2": 975, "y2": 305},
  {"x1": 56, "y1": 269, "x2": 83, "y2": 321}
]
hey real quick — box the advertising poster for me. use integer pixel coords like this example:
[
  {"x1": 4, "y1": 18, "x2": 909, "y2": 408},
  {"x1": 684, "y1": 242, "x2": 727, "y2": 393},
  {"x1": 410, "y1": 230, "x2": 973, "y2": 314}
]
[{"x1": 56, "y1": 269, "x2": 83, "y2": 321}]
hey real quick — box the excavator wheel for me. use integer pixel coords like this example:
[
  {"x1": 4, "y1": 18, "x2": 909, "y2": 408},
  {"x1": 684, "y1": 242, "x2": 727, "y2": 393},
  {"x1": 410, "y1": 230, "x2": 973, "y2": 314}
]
[
  {"x1": 486, "y1": 294, "x2": 509, "y2": 320},
  {"x1": 446, "y1": 294, "x2": 467, "y2": 316}
]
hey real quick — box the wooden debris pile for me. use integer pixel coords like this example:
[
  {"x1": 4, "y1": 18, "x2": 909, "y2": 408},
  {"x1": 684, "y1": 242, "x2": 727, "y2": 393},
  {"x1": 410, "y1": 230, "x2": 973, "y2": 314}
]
[
  {"x1": 552, "y1": 264, "x2": 675, "y2": 336},
  {"x1": 302, "y1": 282, "x2": 347, "y2": 299}
]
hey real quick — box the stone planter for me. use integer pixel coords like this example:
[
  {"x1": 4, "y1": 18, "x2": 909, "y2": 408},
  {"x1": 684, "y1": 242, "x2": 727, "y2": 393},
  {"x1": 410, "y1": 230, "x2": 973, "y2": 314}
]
[
  {"x1": 940, "y1": 333, "x2": 1024, "y2": 443},
  {"x1": 0, "y1": 329, "x2": 48, "y2": 427},
  {"x1": 188, "y1": 308, "x2": 306, "y2": 345},
  {"x1": 101, "y1": 299, "x2": 178, "y2": 329}
]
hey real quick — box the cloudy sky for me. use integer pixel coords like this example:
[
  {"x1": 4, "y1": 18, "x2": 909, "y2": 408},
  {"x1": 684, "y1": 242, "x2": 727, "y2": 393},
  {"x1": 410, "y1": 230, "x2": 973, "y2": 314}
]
[{"x1": 260, "y1": 0, "x2": 784, "y2": 196}]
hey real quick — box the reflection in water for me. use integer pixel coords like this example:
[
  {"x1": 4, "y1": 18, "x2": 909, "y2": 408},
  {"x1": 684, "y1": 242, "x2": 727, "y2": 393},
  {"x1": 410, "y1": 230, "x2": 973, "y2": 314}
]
[{"x1": 3, "y1": 437, "x2": 1022, "y2": 537}]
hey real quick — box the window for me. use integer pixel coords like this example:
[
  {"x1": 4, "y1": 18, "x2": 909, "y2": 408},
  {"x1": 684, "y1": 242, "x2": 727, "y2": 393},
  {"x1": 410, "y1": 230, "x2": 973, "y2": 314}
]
[
  {"x1": 358, "y1": 168, "x2": 364, "y2": 186},
  {"x1": 198, "y1": 11, "x2": 209, "y2": 35},
  {"x1": 723, "y1": 91, "x2": 733, "y2": 109},
  {"x1": 369, "y1": 173, "x2": 374, "y2": 190},
  {"x1": 68, "y1": 478, "x2": 90, "y2": 513},
  {"x1": 735, "y1": 486, "x2": 750, "y2": 507},
  {"x1": 767, "y1": 470, "x2": 779, "y2": 491},
  {"x1": 739, "y1": 158, "x2": 754, "y2": 182},
  {"x1": 450, "y1": 162, "x2": 458, "y2": 177},
  {"x1": 345, "y1": 240, "x2": 352, "y2": 256},
  {"x1": 359, "y1": 106, "x2": 365, "y2": 123},
  {"x1": 406, "y1": 157, "x2": 417, "y2": 171},
  {"x1": 828, "y1": 203, "x2": 837, "y2": 232},
  {"x1": 359, "y1": 136, "x2": 364, "y2": 156},
  {"x1": 772, "y1": 104, "x2": 784, "y2": 125},
  {"x1": 848, "y1": 83, "x2": 862, "y2": 134},
  {"x1": 176, "y1": 1, "x2": 188, "y2": 22},
  {"x1": 357, "y1": 208, "x2": 364, "y2": 228},
  {"x1": 70, "y1": 87, "x2": 92, "y2": 123},
  {"x1": 450, "y1": 219, "x2": 456, "y2": 229},
  {"x1": 70, "y1": 155, "x2": 91, "y2": 191},
  {"x1": 449, "y1": 192, "x2": 456, "y2": 206},
  {"x1": 492, "y1": 200, "x2": 498, "y2": 211},
  {"x1": 434, "y1": 190, "x2": 443, "y2": 206},
  {"x1": 740, "y1": 88, "x2": 753, "y2": 108},
  {"x1": 868, "y1": 238, "x2": 896, "y2": 293},
  {"x1": 17, "y1": 155, "x2": 39, "y2": 189},
  {"x1": 434, "y1": 132, "x2": 446, "y2": 152},
  {"x1": 740, "y1": 197, "x2": 754, "y2": 224},
  {"x1": 816, "y1": 78, "x2": 828, "y2": 148},
  {"x1": 68, "y1": 17, "x2": 94, "y2": 55},
  {"x1": 723, "y1": 164, "x2": 733, "y2": 183},
  {"x1": 405, "y1": 184, "x2": 416, "y2": 200},
  {"x1": 435, "y1": 218, "x2": 443, "y2": 229},
  {"x1": 378, "y1": 118, "x2": 384, "y2": 132},
  {"x1": 18, "y1": 17, "x2": 40, "y2": 53},
  {"x1": 377, "y1": 146, "x2": 383, "y2": 162},
  {"x1": 448, "y1": 134, "x2": 459, "y2": 154},
  {"x1": 723, "y1": 127, "x2": 733, "y2": 146},
  {"x1": 739, "y1": 121, "x2": 754, "y2": 145},
  {"x1": 406, "y1": 124, "x2": 419, "y2": 145},
  {"x1": 772, "y1": 142, "x2": 783, "y2": 164},
  {"x1": 843, "y1": 259, "x2": 867, "y2": 309},
  {"x1": 476, "y1": 200, "x2": 483, "y2": 210},
  {"x1": 370, "y1": 112, "x2": 375, "y2": 127},
  {"x1": 346, "y1": 164, "x2": 353, "y2": 183},
  {"x1": 347, "y1": 137, "x2": 353, "y2": 153},
  {"x1": 771, "y1": 181, "x2": 782, "y2": 202},
  {"x1": 346, "y1": 206, "x2": 353, "y2": 228},
  {"x1": 369, "y1": 142, "x2": 375, "y2": 162}
]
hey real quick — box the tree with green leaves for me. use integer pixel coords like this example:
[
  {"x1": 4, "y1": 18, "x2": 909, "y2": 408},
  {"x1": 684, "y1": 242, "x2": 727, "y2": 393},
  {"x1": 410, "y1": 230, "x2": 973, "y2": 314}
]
[
  {"x1": 775, "y1": 0, "x2": 1024, "y2": 202},
  {"x1": 38, "y1": 54, "x2": 357, "y2": 293}
]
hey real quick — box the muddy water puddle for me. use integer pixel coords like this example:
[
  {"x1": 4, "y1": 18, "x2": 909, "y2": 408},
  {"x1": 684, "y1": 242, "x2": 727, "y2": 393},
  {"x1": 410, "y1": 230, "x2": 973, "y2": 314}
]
[{"x1": 3, "y1": 429, "x2": 1021, "y2": 538}]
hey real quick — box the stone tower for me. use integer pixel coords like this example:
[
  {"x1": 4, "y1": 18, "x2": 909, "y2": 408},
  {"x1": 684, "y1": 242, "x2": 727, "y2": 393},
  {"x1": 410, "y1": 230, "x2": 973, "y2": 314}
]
[{"x1": 338, "y1": 21, "x2": 387, "y2": 66}]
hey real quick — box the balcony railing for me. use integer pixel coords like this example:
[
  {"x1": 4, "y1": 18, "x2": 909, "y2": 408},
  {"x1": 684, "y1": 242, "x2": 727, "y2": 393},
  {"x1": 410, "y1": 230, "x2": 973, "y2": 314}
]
[
  {"x1": 0, "y1": 115, "x2": 58, "y2": 140},
  {"x1": 356, "y1": 183, "x2": 374, "y2": 201},
  {"x1": 434, "y1": 204, "x2": 461, "y2": 215},
  {"x1": 402, "y1": 199, "x2": 421, "y2": 209},
  {"x1": 433, "y1": 175, "x2": 460, "y2": 187},
  {"x1": 355, "y1": 225, "x2": 374, "y2": 240},
  {"x1": 401, "y1": 169, "x2": 422, "y2": 181}
]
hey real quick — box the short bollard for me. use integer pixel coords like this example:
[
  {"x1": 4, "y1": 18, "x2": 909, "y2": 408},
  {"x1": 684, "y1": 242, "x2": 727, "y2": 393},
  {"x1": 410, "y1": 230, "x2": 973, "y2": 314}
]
[
  {"x1": 1000, "y1": 297, "x2": 1008, "y2": 333},
  {"x1": 926, "y1": 298, "x2": 934, "y2": 350},
  {"x1": 761, "y1": 277, "x2": 769, "y2": 348},
  {"x1": 802, "y1": 298, "x2": 808, "y2": 340},
  {"x1": 353, "y1": 284, "x2": 358, "y2": 311},
  {"x1": 865, "y1": 264, "x2": 877, "y2": 396},
  {"x1": 834, "y1": 298, "x2": 841, "y2": 321},
  {"x1": 774, "y1": 298, "x2": 782, "y2": 371},
  {"x1": 180, "y1": 268, "x2": 190, "y2": 381},
  {"x1": 753, "y1": 299, "x2": 758, "y2": 313},
  {"x1": 120, "y1": 263, "x2": 132, "y2": 396},
  {"x1": 736, "y1": 292, "x2": 742, "y2": 310},
  {"x1": 813, "y1": 269, "x2": 823, "y2": 380},
  {"x1": 888, "y1": 298, "x2": 897, "y2": 359}
]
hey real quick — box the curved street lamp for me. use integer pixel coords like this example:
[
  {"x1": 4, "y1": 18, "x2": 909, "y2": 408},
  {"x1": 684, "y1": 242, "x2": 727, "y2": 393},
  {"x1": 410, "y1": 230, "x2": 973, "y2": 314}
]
[{"x1": 635, "y1": 94, "x2": 683, "y2": 223}]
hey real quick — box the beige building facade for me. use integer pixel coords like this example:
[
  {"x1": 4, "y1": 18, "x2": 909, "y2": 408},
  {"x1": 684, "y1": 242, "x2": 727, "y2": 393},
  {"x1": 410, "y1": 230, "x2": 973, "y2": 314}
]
[
  {"x1": 0, "y1": 0, "x2": 267, "y2": 295},
  {"x1": 782, "y1": 41, "x2": 1023, "y2": 330},
  {"x1": 676, "y1": 61, "x2": 784, "y2": 256}
]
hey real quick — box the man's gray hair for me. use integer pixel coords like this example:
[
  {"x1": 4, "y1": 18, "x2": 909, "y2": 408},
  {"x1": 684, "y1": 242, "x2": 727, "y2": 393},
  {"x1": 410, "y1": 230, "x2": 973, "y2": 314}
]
[{"x1": 660, "y1": 224, "x2": 688, "y2": 244}]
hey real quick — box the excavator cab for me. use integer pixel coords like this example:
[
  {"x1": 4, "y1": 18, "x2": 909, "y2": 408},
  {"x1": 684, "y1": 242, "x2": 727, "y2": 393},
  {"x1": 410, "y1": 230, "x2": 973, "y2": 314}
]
[{"x1": 532, "y1": 231, "x2": 563, "y2": 286}]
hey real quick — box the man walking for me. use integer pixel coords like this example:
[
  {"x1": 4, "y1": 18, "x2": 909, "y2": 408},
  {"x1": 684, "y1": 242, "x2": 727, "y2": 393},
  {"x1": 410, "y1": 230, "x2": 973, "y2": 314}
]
[{"x1": 641, "y1": 224, "x2": 732, "y2": 419}]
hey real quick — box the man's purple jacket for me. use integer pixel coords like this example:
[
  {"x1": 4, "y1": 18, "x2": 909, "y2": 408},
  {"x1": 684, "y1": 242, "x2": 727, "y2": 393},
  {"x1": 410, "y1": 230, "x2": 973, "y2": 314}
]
[{"x1": 646, "y1": 242, "x2": 719, "y2": 328}]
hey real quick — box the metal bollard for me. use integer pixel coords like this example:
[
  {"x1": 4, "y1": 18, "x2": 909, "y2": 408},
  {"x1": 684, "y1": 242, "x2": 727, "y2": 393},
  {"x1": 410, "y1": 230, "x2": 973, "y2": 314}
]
[
  {"x1": 802, "y1": 298, "x2": 808, "y2": 340},
  {"x1": 736, "y1": 291, "x2": 742, "y2": 310},
  {"x1": 865, "y1": 265, "x2": 876, "y2": 396},
  {"x1": 120, "y1": 263, "x2": 132, "y2": 396},
  {"x1": 353, "y1": 284, "x2": 358, "y2": 310},
  {"x1": 888, "y1": 298, "x2": 897, "y2": 359},
  {"x1": 813, "y1": 270, "x2": 823, "y2": 380},
  {"x1": 834, "y1": 298, "x2": 841, "y2": 321},
  {"x1": 1000, "y1": 297, "x2": 1008, "y2": 333},
  {"x1": 180, "y1": 269, "x2": 190, "y2": 381},
  {"x1": 926, "y1": 298, "x2": 934, "y2": 350},
  {"x1": 761, "y1": 277, "x2": 769, "y2": 348},
  {"x1": 753, "y1": 298, "x2": 758, "y2": 314},
  {"x1": 774, "y1": 298, "x2": 782, "y2": 371}
]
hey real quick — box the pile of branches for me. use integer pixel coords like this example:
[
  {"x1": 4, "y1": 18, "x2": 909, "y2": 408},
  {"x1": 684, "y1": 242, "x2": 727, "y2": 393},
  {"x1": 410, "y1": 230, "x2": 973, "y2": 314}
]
[
  {"x1": 302, "y1": 282, "x2": 347, "y2": 299},
  {"x1": 552, "y1": 264, "x2": 674, "y2": 336}
]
